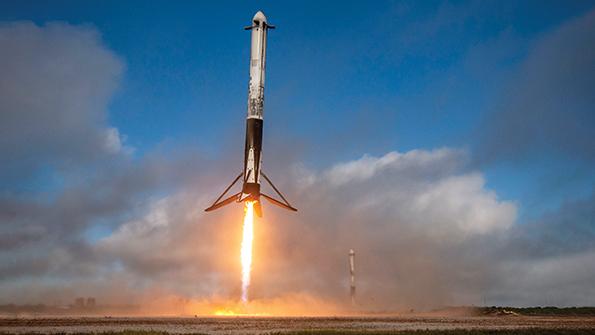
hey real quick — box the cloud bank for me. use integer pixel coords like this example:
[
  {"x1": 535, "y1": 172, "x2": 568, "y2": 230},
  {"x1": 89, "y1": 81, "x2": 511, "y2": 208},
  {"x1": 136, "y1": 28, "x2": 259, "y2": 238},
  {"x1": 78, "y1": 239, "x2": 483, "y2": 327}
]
[{"x1": 0, "y1": 22, "x2": 127, "y2": 186}]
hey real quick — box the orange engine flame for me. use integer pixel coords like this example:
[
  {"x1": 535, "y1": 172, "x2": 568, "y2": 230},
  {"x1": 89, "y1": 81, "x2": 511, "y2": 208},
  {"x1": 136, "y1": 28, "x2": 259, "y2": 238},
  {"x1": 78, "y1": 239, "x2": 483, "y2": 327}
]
[{"x1": 240, "y1": 201, "x2": 255, "y2": 303}]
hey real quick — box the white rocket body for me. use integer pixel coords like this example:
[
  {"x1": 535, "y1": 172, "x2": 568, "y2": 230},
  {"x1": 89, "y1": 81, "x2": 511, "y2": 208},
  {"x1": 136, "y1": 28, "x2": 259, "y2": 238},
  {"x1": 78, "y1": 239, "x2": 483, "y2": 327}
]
[
  {"x1": 247, "y1": 11, "x2": 268, "y2": 122},
  {"x1": 243, "y1": 11, "x2": 269, "y2": 188}
]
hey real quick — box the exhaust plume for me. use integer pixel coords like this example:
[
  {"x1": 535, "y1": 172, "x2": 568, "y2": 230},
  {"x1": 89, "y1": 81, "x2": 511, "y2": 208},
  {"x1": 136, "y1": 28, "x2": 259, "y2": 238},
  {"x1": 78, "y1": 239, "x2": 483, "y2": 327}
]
[{"x1": 240, "y1": 201, "x2": 255, "y2": 303}]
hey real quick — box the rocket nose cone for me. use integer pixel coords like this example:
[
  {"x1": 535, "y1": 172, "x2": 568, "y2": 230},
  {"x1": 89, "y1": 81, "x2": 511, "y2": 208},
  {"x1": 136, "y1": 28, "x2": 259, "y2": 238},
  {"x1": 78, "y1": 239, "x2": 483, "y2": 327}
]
[{"x1": 253, "y1": 11, "x2": 267, "y2": 24}]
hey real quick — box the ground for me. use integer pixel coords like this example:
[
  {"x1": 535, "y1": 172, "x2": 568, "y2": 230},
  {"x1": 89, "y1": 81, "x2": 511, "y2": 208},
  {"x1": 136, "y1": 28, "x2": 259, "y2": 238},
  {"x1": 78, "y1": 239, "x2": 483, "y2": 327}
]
[{"x1": 1, "y1": 316, "x2": 595, "y2": 334}]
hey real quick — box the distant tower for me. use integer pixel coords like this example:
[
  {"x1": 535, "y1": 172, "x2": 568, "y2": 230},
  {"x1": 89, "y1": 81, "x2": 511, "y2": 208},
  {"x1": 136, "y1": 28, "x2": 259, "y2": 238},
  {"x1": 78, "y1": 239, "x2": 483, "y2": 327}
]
[
  {"x1": 349, "y1": 249, "x2": 356, "y2": 306},
  {"x1": 86, "y1": 297, "x2": 96, "y2": 308}
]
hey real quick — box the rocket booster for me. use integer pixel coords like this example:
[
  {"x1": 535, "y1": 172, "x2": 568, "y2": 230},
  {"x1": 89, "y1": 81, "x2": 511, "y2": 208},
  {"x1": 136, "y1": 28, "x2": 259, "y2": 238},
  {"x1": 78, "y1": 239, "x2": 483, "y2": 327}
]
[
  {"x1": 242, "y1": 11, "x2": 269, "y2": 201},
  {"x1": 205, "y1": 11, "x2": 296, "y2": 217}
]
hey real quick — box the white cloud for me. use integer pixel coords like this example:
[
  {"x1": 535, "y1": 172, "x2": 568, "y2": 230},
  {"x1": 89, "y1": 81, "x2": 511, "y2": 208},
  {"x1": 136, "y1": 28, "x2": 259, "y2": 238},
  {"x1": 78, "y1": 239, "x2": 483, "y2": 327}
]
[
  {"x1": 103, "y1": 127, "x2": 134, "y2": 155},
  {"x1": 314, "y1": 149, "x2": 513, "y2": 239},
  {"x1": 322, "y1": 148, "x2": 465, "y2": 187},
  {"x1": 410, "y1": 174, "x2": 516, "y2": 236}
]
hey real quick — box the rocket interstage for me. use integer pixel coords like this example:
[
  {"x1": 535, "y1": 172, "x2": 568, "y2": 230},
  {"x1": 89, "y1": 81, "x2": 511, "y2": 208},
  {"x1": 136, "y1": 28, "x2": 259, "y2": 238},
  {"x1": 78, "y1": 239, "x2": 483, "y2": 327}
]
[
  {"x1": 349, "y1": 249, "x2": 356, "y2": 306},
  {"x1": 205, "y1": 11, "x2": 296, "y2": 217}
]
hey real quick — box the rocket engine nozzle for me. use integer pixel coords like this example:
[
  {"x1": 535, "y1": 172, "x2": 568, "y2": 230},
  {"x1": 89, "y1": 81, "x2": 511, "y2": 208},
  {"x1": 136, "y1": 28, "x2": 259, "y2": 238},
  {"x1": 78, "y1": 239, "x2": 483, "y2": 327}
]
[{"x1": 242, "y1": 182, "x2": 261, "y2": 198}]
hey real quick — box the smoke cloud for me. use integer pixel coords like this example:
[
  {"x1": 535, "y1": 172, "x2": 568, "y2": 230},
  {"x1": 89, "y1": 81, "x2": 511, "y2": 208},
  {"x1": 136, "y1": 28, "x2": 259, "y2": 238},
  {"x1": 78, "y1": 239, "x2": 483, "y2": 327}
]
[
  {"x1": 1, "y1": 12, "x2": 595, "y2": 314},
  {"x1": 2, "y1": 146, "x2": 521, "y2": 311}
]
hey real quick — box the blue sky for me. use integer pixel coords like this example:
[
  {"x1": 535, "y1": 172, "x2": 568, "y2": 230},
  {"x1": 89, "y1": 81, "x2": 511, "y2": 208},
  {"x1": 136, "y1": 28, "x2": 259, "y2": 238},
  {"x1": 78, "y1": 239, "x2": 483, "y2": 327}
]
[
  {"x1": 2, "y1": 0, "x2": 592, "y2": 219},
  {"x1": 1, "y1": 1, "x2": 594, "y2": 307}
]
